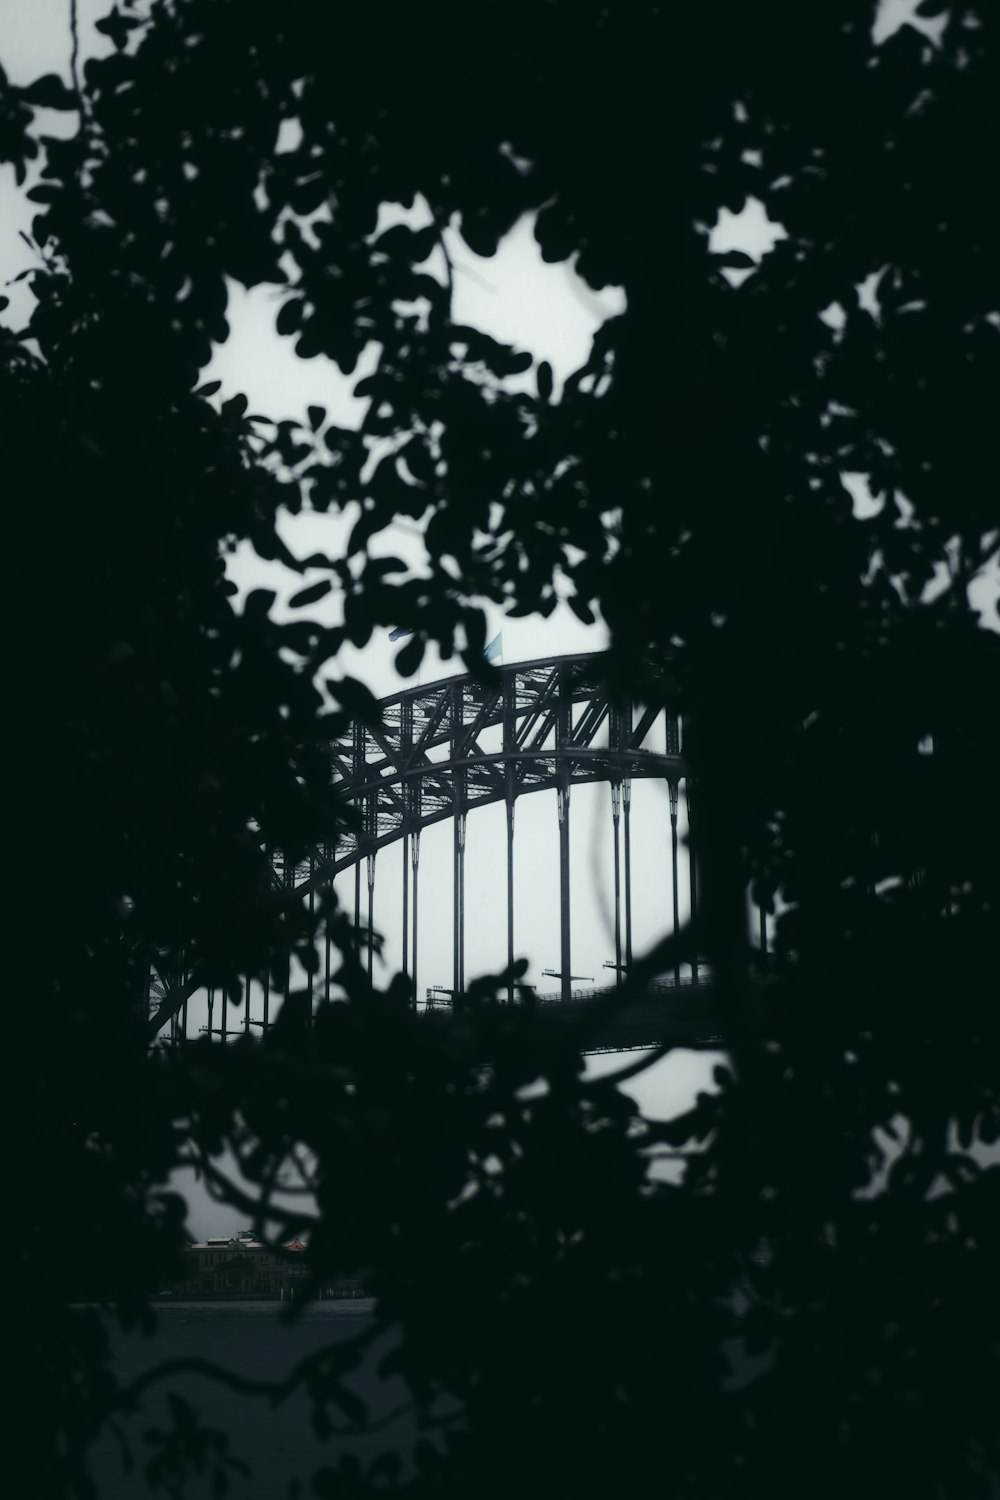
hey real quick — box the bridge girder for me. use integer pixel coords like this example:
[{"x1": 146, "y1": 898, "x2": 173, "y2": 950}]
[
  {"x1": 151, "y1": 652, "x2": 709, "y2": 1044},
  {"x1": 286, "y1": 652, "x2": 685, "y2": 890}
]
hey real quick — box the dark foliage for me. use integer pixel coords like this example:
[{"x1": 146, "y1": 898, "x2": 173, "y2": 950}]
[{"x1": 4, "y1": 2, "x2": 998, "y2": 1496}]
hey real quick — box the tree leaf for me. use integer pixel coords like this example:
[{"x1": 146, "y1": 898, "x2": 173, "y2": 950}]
[
  {"x1": 328, "y1": 675, "x2": 382, "y2": 726},
  {"x1": 288, "y1": 579, "x2": 332, "y2": 609},
  {"x1": 395, "y1": 633, "x2": 424, "y2": 677},
  {"x1": 276, "y1": 297, "x2": 303, "y2": 336},
  {"x1": 243, "y1": 589, "x2": 276, "y2": 619},
  {"x1": 21, "y1": 73, "x2": 77, "y2": 110}
]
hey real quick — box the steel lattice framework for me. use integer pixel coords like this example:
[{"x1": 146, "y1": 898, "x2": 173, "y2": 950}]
[
  {"x1": 281, "y1": 652, "x2": 695, "y2": 1011},
  {"x1": 172, "y1": 653, "x2": 765, "y2": 1051},
  {"x1": 326, "y1": 651, "x2": 681, "y2": 864}
]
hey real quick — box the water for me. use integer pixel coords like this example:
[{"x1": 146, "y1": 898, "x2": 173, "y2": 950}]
[
  {"x1": 85, "y1": 1300, "x2": 1000, "y2": 1498},
  {"x1": 86, "y1": 1301, "x2": 441, "y2": 1499}
]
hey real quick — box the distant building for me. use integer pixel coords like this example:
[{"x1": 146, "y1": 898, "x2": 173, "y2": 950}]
[
  {"x1": 163, "y1": 1235, "x2": 366, "y2": 1300},
  {"x1": 168, "y1": 1235, "x2": 307, "y2": 1299}
]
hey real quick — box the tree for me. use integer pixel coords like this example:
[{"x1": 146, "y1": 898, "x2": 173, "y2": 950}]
[{"x1": 4, "y1": 2, "x2": 998, "y2": 1496}]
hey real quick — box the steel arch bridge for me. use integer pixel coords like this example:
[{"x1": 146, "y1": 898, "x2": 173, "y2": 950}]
[
  {"x1": 292, "y1": 652, "x2": 700, "y2": 1004},
  {"x1": 176, "y1": 653, "x2": 767, "y2": 1052}
]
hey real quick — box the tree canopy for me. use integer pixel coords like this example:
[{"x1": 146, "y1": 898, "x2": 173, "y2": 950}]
[{"x1": 4, "y1": 3, "x2": 999, "y2": 1497}]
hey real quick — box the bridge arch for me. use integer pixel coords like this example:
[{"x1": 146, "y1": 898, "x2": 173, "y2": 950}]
[
  {"x1": 298, "y1": 652, "x2": 693, "y2": 1004},
  {"x1": 160, "y1": 654, "x2": 772, "y2": 1050}
]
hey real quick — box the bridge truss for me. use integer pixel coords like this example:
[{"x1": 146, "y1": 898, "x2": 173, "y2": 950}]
[
  {"x1": 297, "y1": 651, "x2": 692, "y2": 1005},
  {"x1": 172, "y1": 653, "x2": 766, "y2": 1051}
]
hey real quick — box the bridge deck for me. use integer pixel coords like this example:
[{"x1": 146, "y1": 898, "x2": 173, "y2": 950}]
[{"x1": 420, "y1": 975, "x2": 777, "y2": 1053}]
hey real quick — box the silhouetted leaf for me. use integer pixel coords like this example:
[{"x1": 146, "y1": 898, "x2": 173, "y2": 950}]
[
  {"x1": 21, "y1": 73, "x2": 77, "y2": 110},
  {"x1": 327, "y1": 676, "x2": 382, "y2": 725},
  {"x1": 712, "y1": 250, "x2": 756, "y2": 268},
  {"x1": 276, "y1": 297, "x2": 303, "y2": 336},
  {"x1": 288, "y1": 579, "x2": 333, "y2": 609},
  {"x1": 243, "y1": 589, "x2": 276, "y2": 618},
  {"x1": 395, "y1": 633, "x2": 424, "y2": 677}
]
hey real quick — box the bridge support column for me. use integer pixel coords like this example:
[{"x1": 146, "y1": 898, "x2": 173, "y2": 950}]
[
  {"x1": 400, "y1": 701, "x2": 413, "y2": 992},
  {"x1": 411, "y1": 831, "x2": 420, "y2": 1009},
  {"x1": 264, "y1": 846, "x2": 274, "y2": 1031},
  {"x1": 307, "y1": 853, "x2": 315, "y2": 1025},
  {"x1": 402, "y1": 829, "x2": 409, "y2": 981},
  {"x1": 324, "y1": 841, "x2": 333, "y2": 1005},
  {"x1": 611, "y1": 781, "x2": 622, "y2": 987},
  {"x1": 245, "y1": 945, "x2": 253, "y2": 1035},
  {"x1": 620, "y1": 696, "x2": 635, "y2": 977},
  {"x1": 669, "y1": 781, "x2": 681, "y2": 985},
  {"x1": 460, "y1": 817, "x2": 466, "y2": 992},
  {"x1": 453, "y1": 816, "x2": 459, "y2": 995},
  {"x1": 623, "y1": 777, "x2": 633, "y2": 972},
  {"x1": 506, "y1": 794, "x2": 515, "y2": 1004},
  {"x1": 759, "y1": 902, "x2": 767, "y2": 958},
  {"x1": 367, "y1": 852, "x2": 376, "y2": 986},
  {"x1": 354, "y1": 862, "x2": 361, "y2": 952},
  {"x1": 453, "y1": 807, "x2": 466, "y2": 995},
  {"x1": 286, "y1": 851, "x2": 295, "y2": 1021},
  {"x1": 558, "y1": 780, "x2": 571, "y2": 1003},
  {"x1": 687, "y1": 783, "x2": 698, "y2": 983},
  {"x1": 503, "y1": 677, "x2": 518, "y2": 1005},
  {"x1": 451, "y1": 685, "x2": 466, "y2": 998},
  {"x1": 171, "y1": 940, "x2": 187, "y2": 1043},
  {"x1": 352, "y1": 722, "x2": 366, "y2": 966}
]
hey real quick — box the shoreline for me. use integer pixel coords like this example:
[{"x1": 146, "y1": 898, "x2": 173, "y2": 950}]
[{"x1": 152, "y1": 1291, "x2": 371, "y2": 1304}]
